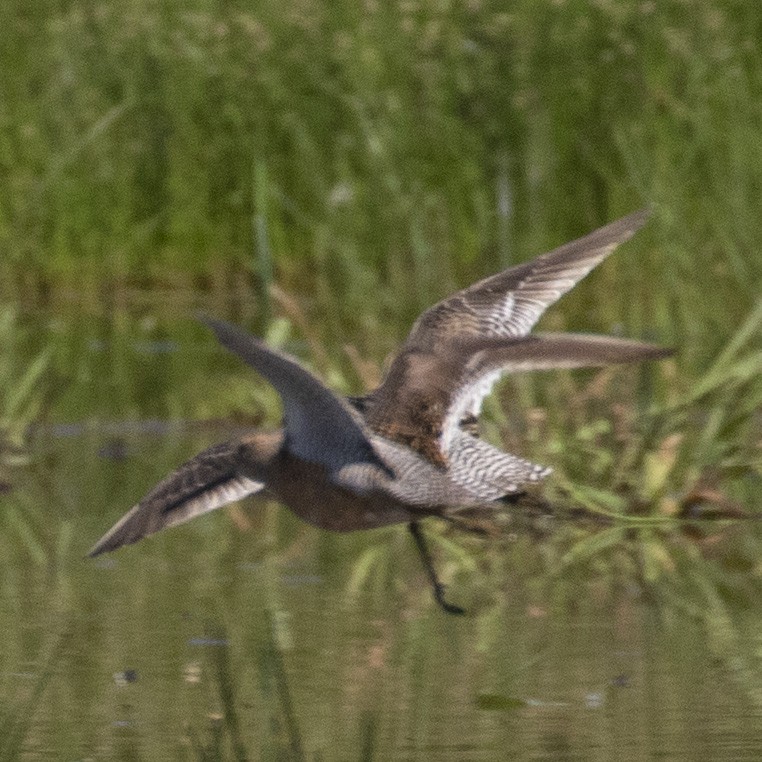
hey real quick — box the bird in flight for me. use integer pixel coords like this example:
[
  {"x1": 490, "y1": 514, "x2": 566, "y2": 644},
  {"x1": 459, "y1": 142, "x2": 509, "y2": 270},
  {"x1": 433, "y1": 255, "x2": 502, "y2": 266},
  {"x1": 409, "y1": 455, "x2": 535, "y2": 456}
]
[{"x1": 89, "y1": 209, "x2": 671, "y2": 613}]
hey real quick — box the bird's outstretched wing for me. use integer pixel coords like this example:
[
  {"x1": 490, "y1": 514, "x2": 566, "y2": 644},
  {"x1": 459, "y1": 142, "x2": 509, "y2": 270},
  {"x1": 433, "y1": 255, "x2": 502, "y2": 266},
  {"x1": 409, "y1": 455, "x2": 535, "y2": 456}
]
[
  {"x1": 88, "y1": 440, "x2": 264, "y2": 556},
  {"x1": 90, "y1": 317, "x2": 395, "y2": 556},
  {"x1": 439, "y1": 332, "x2": 671, "y2": 452},
  {"x1": 404, "y1": 208, "x2": 652, "y2": 346},
  {"x1": 358, "y1": 210, "x2": 669, "y2": 468},
  {"x1": 199, "y1": 316, "x2": 390, "y2": 475}
]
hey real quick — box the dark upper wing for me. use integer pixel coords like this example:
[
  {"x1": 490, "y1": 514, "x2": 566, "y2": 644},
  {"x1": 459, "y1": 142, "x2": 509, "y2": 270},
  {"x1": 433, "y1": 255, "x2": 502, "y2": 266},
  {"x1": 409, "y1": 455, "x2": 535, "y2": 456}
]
[
  {"x1": 88, "y1": 440, "x2": 264, "y2": 556},
  {"x1": 359, "y1": 210, "x2": 664, "y2": 465},
  {"x1": 199, "y1": 316, "x2": 389, "y2": 474}
]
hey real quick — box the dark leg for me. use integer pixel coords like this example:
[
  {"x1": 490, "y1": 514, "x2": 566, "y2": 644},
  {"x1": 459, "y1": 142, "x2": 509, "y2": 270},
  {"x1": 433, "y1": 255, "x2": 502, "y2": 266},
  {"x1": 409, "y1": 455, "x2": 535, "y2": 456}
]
[{"x1": 408, "y1": 521, "x2": 465, "y2": 615}]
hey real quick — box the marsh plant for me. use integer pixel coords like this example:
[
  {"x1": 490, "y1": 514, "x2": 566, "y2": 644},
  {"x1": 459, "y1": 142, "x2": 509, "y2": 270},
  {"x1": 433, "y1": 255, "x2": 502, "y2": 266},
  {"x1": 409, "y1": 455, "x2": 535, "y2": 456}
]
[{"x1": 0, "y1": 306, "x2": 50, "y2": 470}]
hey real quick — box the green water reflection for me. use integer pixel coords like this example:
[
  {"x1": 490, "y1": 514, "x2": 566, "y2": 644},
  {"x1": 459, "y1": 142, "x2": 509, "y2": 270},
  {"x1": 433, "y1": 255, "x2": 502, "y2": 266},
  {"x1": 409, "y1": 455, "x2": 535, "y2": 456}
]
[{"x1": 0, "y1": 314, "x2": 760, "y2": 759}]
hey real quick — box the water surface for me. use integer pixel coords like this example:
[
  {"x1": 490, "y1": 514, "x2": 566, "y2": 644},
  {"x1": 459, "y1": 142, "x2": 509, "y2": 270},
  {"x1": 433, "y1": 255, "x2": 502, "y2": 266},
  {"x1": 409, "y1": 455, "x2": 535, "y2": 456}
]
[{"x1": 1, "y1": 313, "x2": 760, "y2": 759}]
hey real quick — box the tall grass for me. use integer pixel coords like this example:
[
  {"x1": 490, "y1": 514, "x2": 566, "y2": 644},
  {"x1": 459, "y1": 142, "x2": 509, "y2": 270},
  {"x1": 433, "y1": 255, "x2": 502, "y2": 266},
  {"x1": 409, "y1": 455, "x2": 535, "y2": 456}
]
[
  {"x1": 0, "y1": 307, "x2": 50, "y2": 461},
  {"x1": 0, "y1": 2, "x2": 759, "y2": 505},
  {"x1": 2, "y1": 2, "x2": 760, "y2": 343}
]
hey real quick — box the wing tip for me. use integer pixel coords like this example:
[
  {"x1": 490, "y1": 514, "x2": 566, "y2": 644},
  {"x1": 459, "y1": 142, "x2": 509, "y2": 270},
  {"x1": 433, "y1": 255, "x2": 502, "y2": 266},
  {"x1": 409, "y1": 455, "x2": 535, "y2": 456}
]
[
  {"x1": 86, "y1": 533, "x2": 128, "y2": 558},
  {"x1": 195, "y1": 312, "x2": 274, "y2": 368},
  {"x1": 86, "y1": 539, "x2": 116, "y2": 559},
  {"x1": 622, "y1": 206, "x2": 653, "y2": 228},
  {"x1": 621, "y1": 341, "x2": 674, "y2": 362},
  {"x1": 590, "y1": 206, "x2": 653, "y2": 247},
  {"x1": 86, "y1": 514, "x2": 143, "y2": 558},
  {"x1": 648, "y1": 345, "x2": 675, "y2": 360}
]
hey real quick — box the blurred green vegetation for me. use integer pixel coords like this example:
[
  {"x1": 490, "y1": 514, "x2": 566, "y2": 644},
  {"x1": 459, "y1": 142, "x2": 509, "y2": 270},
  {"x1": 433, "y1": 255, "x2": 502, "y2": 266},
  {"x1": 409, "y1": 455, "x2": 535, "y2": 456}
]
[
  {"x1": 2, "y1": 0, "x2": 759, "y2": 511},
  {"x1": 0, "y1": 1, "x2": 760, "y2": 755},
  {"x1": 1, "y1": 0, "x2": 759, "y2": 339},
  {"x1": 0, "y1": 306, "x2": 50, "y2": 481}
]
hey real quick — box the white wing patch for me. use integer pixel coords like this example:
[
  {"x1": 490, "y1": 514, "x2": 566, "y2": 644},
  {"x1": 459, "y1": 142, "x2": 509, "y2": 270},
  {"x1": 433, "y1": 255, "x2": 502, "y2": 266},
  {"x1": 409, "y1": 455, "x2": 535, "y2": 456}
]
[
  {"x1": 478, "y1": 243, "x2": 620, "y2": 339},
  {"x1": 88, "y1": 473, "x2": 265, "y2": 557},
  {"x1": 162, "y1": 475, "x2": 264, "y2": 529},
  {"x1": 484, "y1": 293, "x2": 516, "y2": 336},
  {"x1": 440, "y1": 368, "x2": 503, "y2": 453}
]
